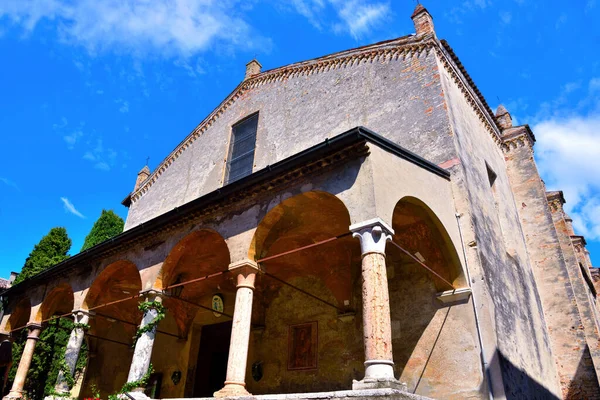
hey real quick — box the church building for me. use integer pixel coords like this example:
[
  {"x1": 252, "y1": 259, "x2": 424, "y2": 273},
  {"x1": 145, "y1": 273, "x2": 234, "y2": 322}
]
[{"x1": 1, "y1": 5, "x2": 599, "y2": 400}]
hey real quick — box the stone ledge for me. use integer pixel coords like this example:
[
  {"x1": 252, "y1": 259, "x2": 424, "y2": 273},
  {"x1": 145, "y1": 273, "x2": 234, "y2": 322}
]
[
  {"x1": 436, "y1": 287, "x2": 472, "y2": 304},
  {"x1": 167, "y1": 388, "x2": 433, "y2": 400}
]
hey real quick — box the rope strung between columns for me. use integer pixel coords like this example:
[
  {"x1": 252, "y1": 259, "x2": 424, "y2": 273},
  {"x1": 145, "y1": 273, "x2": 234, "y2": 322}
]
[
  {"x1": 255, "y1": 232, "x2": 352, "y2": 264},
  {"x1": 388, "y1": 240, "x2": 456, "y2": 290},
  {"x1": 163, "y1": 270, "x2": 230, "y2": 291},
  {"x1": 163, "y1": 293, "x2": 235, "y2": 320},
  {"x1": 260, "y1": 270, "x2": 346, "y2": 312},
  {"x1": 85, "y1": 333, "x2": 132, "y2": 347},
  {"x1": 93, "y1": 312, "x2": 182, "y2": 339}
]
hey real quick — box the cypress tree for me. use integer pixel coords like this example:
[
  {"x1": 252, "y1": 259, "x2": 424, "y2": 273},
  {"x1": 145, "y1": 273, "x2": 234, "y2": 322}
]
[
  {"x1": 13, "y1": 227, "x2": 71, "y2": 285},
  {"x1": 80, "y1": 210, "x2": 124, "y2": 251}
]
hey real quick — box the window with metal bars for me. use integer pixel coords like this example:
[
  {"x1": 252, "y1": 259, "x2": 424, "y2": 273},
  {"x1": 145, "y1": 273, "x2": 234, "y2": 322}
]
[{"x1": 225, "y1": 113, "x2": 258, "y2": 184}]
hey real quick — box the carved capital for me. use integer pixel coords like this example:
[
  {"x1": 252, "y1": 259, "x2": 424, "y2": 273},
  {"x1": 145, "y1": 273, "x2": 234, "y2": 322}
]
[
  {"x1": 229, "y1": 260, "x2": 260, "y2": 289},
  {"x1": 350, "y1": 218, "x2": 394, "y2": 256}
]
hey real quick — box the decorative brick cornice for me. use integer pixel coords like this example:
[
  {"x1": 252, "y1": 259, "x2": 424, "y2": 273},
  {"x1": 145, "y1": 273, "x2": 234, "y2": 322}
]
[
  {"x1": 435, "y1": 40, "x2": 503, "y2": 146},
  {"x1": 546, "y1": 190, "x2": 565, "y2": 212},
  {"x1": 500, "y1": 125, "x2": 536, "y2": 153},
  {"x1": 126, "y1": 35, "x2": 502, "y2": 205},
  {"x1": 571, "y1": 235, "x2": 587, "y2": 252}
]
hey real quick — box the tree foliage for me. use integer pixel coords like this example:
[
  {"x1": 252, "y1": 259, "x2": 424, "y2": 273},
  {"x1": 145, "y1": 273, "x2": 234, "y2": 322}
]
[
  {"x1": 13, "y1": 227, "x2": 71, "y2": 285},
  {"x1": 7, "y1": 318, "x2": 88, "y2": 400},
  {"x1": 81, "y1": 210, "x2": 124, "y2": 252}
]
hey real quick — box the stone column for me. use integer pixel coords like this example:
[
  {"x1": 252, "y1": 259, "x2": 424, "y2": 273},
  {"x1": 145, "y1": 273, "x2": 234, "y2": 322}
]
[
  {"x1": 53, "y1": 310, "x2": 91, "y2": 395},
  {"x1": 4, "y1": 323, "x2": 41, "y2": 400},
  {"x1": 350, "y1": 218, "x2": 403, "y2": 390},
  {"x1": 126, "y1": 291, "x2": 163, "y2": 392},
  {"x1": 215, "y1": 260, "x2": 259, "y2": 398}
]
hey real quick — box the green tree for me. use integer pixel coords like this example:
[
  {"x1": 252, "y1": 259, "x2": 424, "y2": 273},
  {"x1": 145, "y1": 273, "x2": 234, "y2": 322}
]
[
  {"x1": 81, "y1": 209, "x2": 124, "y2": 251},
  {"x1": 13, "y1": 227, "x2": 71, "y2": 285},
  {"x1": 7, "y1": 318, "x2": 88, "y2": 400}
]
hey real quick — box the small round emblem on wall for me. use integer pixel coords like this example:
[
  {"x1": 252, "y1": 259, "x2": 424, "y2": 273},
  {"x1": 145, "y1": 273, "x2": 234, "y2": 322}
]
[{"x1": 212, "y1": 293, "x2": 224, "y2": 317}]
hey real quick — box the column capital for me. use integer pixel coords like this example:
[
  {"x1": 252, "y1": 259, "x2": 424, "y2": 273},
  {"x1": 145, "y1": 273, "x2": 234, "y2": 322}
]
[
  {"x1": 229, "y1": 260, "x2": 260, "y2": 290},
  {"x1": 139, "y1": 289, "x2": 164, "y2": 303},
  {"x1": 26, "y1": 323, "x2": 41, "y2": 340},
  {"x1": 350, "y1": 218, "x2": 394, "y2": 256}
]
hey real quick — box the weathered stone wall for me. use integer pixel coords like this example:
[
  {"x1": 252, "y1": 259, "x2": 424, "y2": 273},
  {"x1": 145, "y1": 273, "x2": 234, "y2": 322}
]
[
  {"x1": 124, "y1": 49, "x2": 454, "y2": 230},
  {"x1": 436, "y1": 51, "x2": 561, "y2": 397},
  {"x1": 549, "y1": 199, "x2": 600, "y2": 397},
  {"x1": 502, "y1": 131, "x2": 600, "y2": 398}
]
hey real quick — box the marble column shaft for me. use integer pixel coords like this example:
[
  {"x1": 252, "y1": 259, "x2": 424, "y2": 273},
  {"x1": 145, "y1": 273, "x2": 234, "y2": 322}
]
[
  {"x1": 54, "y1": 311, "x2": 90, "y2": 393},
  {"x1": 127, "y1": 293, "x2": 162, "y2": 384},
  {"x1": 351, "y1": 218, "x2": 402, "y2": 390},
  {"x1": 4, "y1": 323, "x2": 41, "y2": 399},
  {"x1": 215, "y1": 261, "x2": 259, "y2": 398}
]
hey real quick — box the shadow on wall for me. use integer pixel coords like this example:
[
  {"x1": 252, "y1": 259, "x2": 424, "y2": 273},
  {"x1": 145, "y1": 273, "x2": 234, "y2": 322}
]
[
  {"x1": 564, "y1": 345, "x2": 599, "y2": 399},
  {"x1": 494, "y1": 351, "x2": 559, "y2": 400}
]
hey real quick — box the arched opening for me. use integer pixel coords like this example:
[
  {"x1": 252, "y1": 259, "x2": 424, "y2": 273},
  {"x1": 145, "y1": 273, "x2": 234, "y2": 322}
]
[
  {"x1": 247, "y1": 191, "x2": 363, "y2": 395},
  {"x1": 5, "y1": 298, "x2": 30, "y2": 334},
  {"x1": 3, "y1": 298, "x2": 30, "y2": 398},
  {"x1": 387, "y1": 196, "x2": 468, "y2": 393},
  {"x1": 155, "y1": 230, "x2": 232, "y2": 398},
  {"x1": 80, "y1": 260, "x2": 142, "y2": 399},
  {"x1": 37, "y1": 283, "x2": 74, "y2": 323},
  {"x1": 18, "y1": 284, "x2": 76, "y2": 399}
]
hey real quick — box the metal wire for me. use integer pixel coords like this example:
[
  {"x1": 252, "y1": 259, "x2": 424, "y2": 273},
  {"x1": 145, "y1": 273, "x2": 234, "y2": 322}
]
[{"x1": 389, "y1": 240, "x2": 456, "y2": 289}]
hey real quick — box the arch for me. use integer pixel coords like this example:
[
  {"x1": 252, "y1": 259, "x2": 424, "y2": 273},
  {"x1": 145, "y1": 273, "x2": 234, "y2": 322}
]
[
  {"x1": 5, "y1": 298, "x2": 31, "y2": 333},
  {"x1": 390, "y1": 196, "x2": 466, "y2": 291},
  {"x1": 157, "y1": 229, "x2": 231, "y2": 338},
  {"x1": 249, "y1": 190, "x2": 353, "y2": 260},
  {"x1": 83, "y1": 260, "x2": 142, "y2": 311},
  {"x1": 158, "y1": 229, "x2": 231, "y2": 291},
  {"x1": 249, "y1": 190, "x2": 358, "y2": 308},
  {"x1": 36, "y1": 283, "x2": 74, "y2": 323}
]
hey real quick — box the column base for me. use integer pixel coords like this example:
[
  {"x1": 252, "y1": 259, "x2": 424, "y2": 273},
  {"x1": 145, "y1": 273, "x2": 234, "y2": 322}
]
[
  {"x1": 353, "y1": 360, "x2": 406, "y2": 391},
  {"x1": 121, "y1": 390, "x2": 152, "y2": 400},
  {"x1": 3, "y1": 392, "x2": 24, "y2": 400},
  {"x1": 352, "y1": 378, "x2": 407, "y2": 391},
  {"x1": 214, "y1": 383, "x2": 252, "y2": 398}
]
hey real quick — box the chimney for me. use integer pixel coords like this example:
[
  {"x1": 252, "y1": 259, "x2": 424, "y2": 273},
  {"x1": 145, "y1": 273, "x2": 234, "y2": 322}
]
[
  {"x1": 134, "y1": 166, "x2": 150, "y2": 192},
  {"x1": 245, "y1": 59, "x2": 262, "y2": 80},
  {"x1": 411, "y1": 4, "x2": 435, "y2": 36},
  {"x1": 495, "y1": 105, "x2": 513, "y2": 129},
  {"x1": 8, "y1": 272, "x2": 18, "y2": 286}
]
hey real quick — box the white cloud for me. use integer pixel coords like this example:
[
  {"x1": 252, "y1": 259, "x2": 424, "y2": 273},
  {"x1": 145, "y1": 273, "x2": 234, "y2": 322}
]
[
  {"x1": 60, "y1": 197, "x2": 85, "y2": 218},
  {"x1": 83, "y1": 138, "x2": 117, "y2": 171},
  {"x1": 499, "y1": 11, "x2": 512, "y2": 24},
  {"x1": 0, "y1": 0, "x2": 270, "y2": 58},
  {"x1": 115, "y1": 98, "x2": 129, "y2": 113},
  {"x1": 0, "y1": 177, "x2": 19, "y2": 191},
  {"x1": 63, "y1": 129, "x2": 83, "y2": 149},
  {"x1": 589, "y1": 77, "x2": 600, "y2": 92},
  {"x1": 286, "y1": 0, "x2": 390, "y2": 39},
  {"x1": 533, "y1": 79, "x2": 600, "y2": 241}
]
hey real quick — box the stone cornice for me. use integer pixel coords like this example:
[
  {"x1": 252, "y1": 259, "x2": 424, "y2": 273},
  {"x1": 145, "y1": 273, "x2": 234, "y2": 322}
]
[
  {"x1": 127, "y1": 35, "x2": 499, "y2": 205},
  {"x1": 435, "y1": 40, "x2": 503, "y2": 146},
  {"x1": 500, "y1": 125, "x2": 536, "y2": 153},
  {"x1": 547, "y1": 190, "x2": 566, "y2": 212},
  {"x1": 571, "y1": 235, "x2": 588, "y2": 250}
]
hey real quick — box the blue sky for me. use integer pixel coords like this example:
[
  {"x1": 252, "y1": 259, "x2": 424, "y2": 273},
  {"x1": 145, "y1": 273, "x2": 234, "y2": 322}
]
[{"x1": 0, "y1": 0, "x2": 599, "y2": 277}]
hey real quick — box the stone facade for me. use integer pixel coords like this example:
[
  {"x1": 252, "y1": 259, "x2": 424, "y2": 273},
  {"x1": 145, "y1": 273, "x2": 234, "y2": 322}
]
[{"x1": 1, "y1": 5, "x2": 599, "y2": 400}]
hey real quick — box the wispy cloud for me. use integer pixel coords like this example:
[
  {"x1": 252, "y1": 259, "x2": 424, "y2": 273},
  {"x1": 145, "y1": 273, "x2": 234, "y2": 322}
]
[
  {"x1": 532, "y1": 77, "x2": 600, "y2": 241},
  {"x1": 499, "y1": 11, "x2": 512, "y2": 25},
  {"x1": 0, "y1": 177, "x2": 19, "y2": 191},
  {"x1": 284, "y1": 0, "x2": 390, "y2": 39},
  {"x1": 0, "y1": 0, "x2": 270, "y2": 58},
  {"x1": 60, "y1": 197, "x2": 85, "y2": 218},
  {"x1": 115, "y1": 98, "x2": 129, "y2": 113},
  {"x1": 83, "y1": 139, "x2": 117, "y2": 171},
  {"x1": 63, "y1": 129, "x2": 83, "y2": 149}
]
